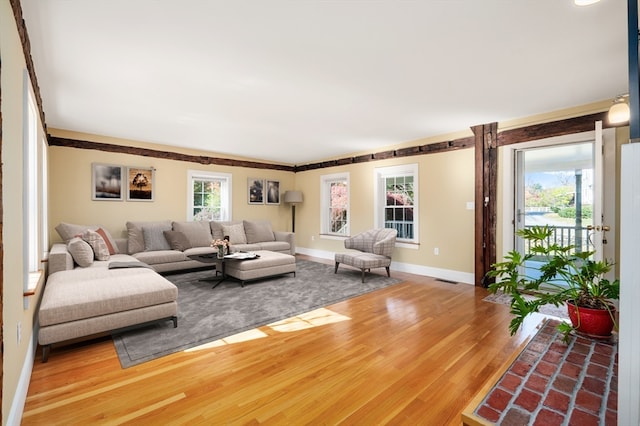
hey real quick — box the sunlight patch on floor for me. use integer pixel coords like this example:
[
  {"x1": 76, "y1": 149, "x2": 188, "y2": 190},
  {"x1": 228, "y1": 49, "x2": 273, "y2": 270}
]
[
  {"x1": 184, "y1": 308, "x2": 351, "y2": 352},
  {"x1": 185, "y1": 329, "x2": 269, "y2": 352},
  {"x1": 267, "y1": 308, "x2": 351, "y2": 332}
]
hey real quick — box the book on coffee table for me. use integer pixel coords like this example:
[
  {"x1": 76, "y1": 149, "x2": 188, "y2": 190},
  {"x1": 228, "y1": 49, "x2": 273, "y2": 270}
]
[{"x1": 224, "y1": 252, "x2": 260, "y2": 260}]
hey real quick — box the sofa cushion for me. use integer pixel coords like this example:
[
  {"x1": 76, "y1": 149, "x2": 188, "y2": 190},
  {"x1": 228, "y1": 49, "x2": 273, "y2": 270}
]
[
  {"x1": 55, "y1": 222, "x2": 119, "y2": 254},
  {"x1": 172, "y1": 221, "x2": 212, "y2": 247},
  {"x1": 210, "y1": 220, "x2": 243, "y2": 240},
  {"x1": 82, "y1": 230, "x2": 110, "y2": 261},
  {"x1": 126, "y1": 220, "x2": 172, "y2": 254},
  {"x1": 39, "y1": 267, "x2": 178, "y2": 327},
  {"x1": 67, "y1": 237, "x2": 94, "y2": 267},
  {"x1": 132, "y1": 250, "x2": 187, "y2": 265},
  {"x1": 243, "y1": 220, "x2": 275, "y2": 244},
  {"x1": 142, "y1": 225, "x2": 172, "y2": 251},
  {"x1": 163, "y1": 230, "x2": 192, "y2": 251},
  {"x1": 222, "y1": 223, "x2": 247, "y2": 244}
]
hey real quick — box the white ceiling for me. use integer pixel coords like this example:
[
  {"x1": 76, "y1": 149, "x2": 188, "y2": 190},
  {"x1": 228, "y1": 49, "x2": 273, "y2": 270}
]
[{"x1": 21, "y1": 0, "x2": 628, "y2": 165}]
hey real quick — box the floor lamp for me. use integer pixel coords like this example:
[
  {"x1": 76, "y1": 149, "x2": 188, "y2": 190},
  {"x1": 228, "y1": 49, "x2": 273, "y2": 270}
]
[{"x1": 283, "y1": 190, "x2": 303, "y2": 232}]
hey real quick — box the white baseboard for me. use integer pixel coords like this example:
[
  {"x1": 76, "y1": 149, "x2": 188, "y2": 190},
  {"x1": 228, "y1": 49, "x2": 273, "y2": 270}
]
[
  {"x1": 296, "y1": 247, "x2": 474, "y2": 285},
  {"x1": 7, "y1": 328, "x2": 37, "y2": 426}
]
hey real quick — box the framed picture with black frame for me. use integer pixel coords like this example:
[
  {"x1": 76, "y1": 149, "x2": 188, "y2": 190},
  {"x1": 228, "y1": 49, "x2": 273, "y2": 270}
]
[
  {"x1": 92, "y1": 163, "x2": 124, "y2": 201},
  {"x1": 248, "y1": 178, "x2": 264, "y2": 204}
]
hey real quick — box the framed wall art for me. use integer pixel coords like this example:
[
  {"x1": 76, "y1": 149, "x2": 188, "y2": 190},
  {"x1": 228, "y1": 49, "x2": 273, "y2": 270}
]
[
  {"x1": 248, "y1": 178, "x2": 264, "y2": 204},
  {"x1": 92, "y1": 163, "x2": 124, "y2": 201},
  {"x1": 266, "y1": 180, "x2": 280, "y2": 205},
  {"x1": 127, "y1": 167, "x2": 155, "y2": 201}
]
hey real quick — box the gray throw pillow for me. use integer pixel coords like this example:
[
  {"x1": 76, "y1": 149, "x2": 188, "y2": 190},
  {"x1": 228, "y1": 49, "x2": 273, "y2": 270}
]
[
  {"x1": 243, "y1": 220, "x2": 275, "y2": 244},
  {"x1": 55, "y1": 222, "x2": 119, "y2": 253},
  {"x1": 222, "y1": 223, "x2": 247, "y2": 244},
  {"x1": 142, "y1": 224, "x2": 172, "y2": 251},
  {"x1": 67, "y1": 237, "x2": 94, "y2": 267},
  {"x1": 163, "y1": 230, "x2": 192, "y2": 251},
  {"x1": 81, "y1": 230, "x2": 110, "y2": 261}
]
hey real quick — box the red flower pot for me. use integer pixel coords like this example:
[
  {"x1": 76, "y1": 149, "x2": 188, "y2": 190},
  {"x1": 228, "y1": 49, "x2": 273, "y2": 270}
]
[{"x1": 567, "y1": 302, "x2": 616, "y2": 338}]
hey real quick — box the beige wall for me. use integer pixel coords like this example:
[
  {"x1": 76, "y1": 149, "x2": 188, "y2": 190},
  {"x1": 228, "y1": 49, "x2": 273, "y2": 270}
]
[
  {"x1": 48, "y1": 129, "x2": 296, "y2": 243},
  {"x1": 294, "y1": 148, "x2": 476, "y2": 274},
  {"x1": 1, "y1": 2, "x2": 47, "y2": 423}
]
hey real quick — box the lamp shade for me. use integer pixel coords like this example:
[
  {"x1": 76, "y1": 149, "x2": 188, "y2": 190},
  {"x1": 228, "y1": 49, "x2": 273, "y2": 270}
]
[
  {"x1": 609, "y1": 100, "x2": 630, "y2": 124},
  {"x1": 283, "y1": 190, "x2": 303, "y2": 203},
  {"x1": 574, "y1": 0, "x2": 600, "y2": 5}
]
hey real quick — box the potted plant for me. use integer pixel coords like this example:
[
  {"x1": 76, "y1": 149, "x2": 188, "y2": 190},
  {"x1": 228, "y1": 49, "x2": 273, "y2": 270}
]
[{"x1": 487, "y1": 225, "x2": 619, "y2": 342}]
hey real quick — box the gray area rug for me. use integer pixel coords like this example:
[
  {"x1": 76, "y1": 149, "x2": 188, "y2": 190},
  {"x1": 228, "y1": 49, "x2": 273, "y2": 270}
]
[
  {"x1": 112, "y1": 259, "x2": 402, "y2": 368},
  {"x1": 483, "y1": 291, "x2": 569, "y2": 319}
]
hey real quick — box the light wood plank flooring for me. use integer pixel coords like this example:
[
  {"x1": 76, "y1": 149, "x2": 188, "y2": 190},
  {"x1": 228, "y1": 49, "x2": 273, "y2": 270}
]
[{"x1": 23, "y1": 256, "x2": 543, "y2": 425}]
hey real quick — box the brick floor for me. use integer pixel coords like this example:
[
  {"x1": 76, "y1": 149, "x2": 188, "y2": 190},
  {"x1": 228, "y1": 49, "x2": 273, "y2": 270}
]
[{"x1": 473, "y1": 319, "x2": 618, "y2": 425}]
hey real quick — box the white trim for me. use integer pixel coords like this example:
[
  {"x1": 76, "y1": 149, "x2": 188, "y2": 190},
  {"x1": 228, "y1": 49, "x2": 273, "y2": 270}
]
[
  {"x1": 618, "y1": 143, "x2": 640, "y2": 426},
  {"x1": 499, "y1": 128, "x2": 614, "y2": 257},
  {"x1": 373, "y1": 163, "x2": 419, "y2": 243},
  {"x1": 186, "y1": 169, "x2": 233, "y2": 221},
  {"x1": 7, "y1": 326, "x2": 37, "y2": 426},
  {"x1": 320, "y1": 172, "x2": 350, "y2": 236},
  {"x1": 296, "y1": 246, "x2": 473, "y2": 285}
]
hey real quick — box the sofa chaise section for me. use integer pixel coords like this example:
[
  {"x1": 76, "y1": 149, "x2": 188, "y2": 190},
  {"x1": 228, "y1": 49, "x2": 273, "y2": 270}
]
[{"x1": 39, "y1": 252, "x2": 178, "y2": 362}]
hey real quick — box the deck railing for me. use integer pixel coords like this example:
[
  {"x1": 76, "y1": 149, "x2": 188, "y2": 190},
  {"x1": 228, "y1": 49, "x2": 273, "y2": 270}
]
[{"x1": 523, "y1": 225, "x2": 593, "y2": 255}]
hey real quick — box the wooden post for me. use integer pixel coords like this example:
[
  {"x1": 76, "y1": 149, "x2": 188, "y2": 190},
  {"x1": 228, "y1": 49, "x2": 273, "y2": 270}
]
[{"x1": 472, "y1": 123, "x2": 498, "y2": 287}]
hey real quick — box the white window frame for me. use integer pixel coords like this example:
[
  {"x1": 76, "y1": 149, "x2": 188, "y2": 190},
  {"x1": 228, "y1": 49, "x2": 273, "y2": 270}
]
[
  {"x1": 23, "y1": 70, "x2": 48, "y2": 295},
  {"x1": 187, "y1": 170, "x2": 232, "y2": 221},
  {"x1": 373, "y1": 163, "x2": 419, "y2": 245},
  {"x1": 320, "y1": 172, "x2": 350, "y2": 237}
]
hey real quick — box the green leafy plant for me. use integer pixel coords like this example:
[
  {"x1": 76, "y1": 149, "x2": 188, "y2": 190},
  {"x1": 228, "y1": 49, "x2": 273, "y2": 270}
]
[{"x1": 487, "y1": 225, "x2": 619, "y2": 342}]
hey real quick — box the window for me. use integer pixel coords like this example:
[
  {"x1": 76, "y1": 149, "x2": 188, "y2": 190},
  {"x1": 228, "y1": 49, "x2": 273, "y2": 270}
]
[
  {"x1": 320, "y1": 173, "x2": 349, "y2": 236},
  {"x1": 187, "y1": 170, "x2": 232, "y2": 221},
  {"x1": 24, "y1": 71, "x2": 48, "y2": 294},
  {"x1": 374, "y1": 164, "x2": 418, "y2": 243}
]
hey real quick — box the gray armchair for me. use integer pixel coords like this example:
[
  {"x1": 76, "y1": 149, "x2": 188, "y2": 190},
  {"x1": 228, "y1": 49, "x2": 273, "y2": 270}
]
[{"x1": 334, "y1": 228, "x2": 398, "y2": 283}]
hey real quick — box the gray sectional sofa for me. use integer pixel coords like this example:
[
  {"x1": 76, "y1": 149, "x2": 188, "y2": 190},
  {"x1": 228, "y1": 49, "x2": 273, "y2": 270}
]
[
  {"x1": 124, "y1": 219, "x2": 295, "y2": 273},
  {"x1": 38, "y1": 219, "x2": 295, "y2": 361}
]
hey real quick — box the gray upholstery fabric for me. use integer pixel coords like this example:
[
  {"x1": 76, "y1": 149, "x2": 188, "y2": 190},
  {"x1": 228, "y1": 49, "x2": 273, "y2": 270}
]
[
  {"x1": 172, "y1": 221, "x2": 212, "y2": 248},
  {"x1": 335, "y1": 228, "x2": 398, "y2": 282},
  {"x1": 243, "y1": 220, "x2": 275, "y2": 244},
  {"x1": 142, "y1": 224, "x2": 173, "y2": 251},
  {"x1": 55, "y1": 222, "x2": 120, "y2": 254},
  {"x1": 210, "y1": 220, "x2": 243, "y2": 240},
  {"x1": 222, "y1": 223, "x2": 247, "y2": 244},
  {"x1": 224, "y1": 250, "x2": 296, "y2": 282},
  {"x1": 67, "y1": 237, "x2": 94, "y2": 267},
  {"x1": 82, "y1": 229, "x2": 110, "y2": 261},
  {"x1": 126, "y1": 220, "x2": 172, "y2": 254},
  {"x1": 163, "y1": 231, "x2": 192, "y2": 251},
  {"x1": 133, "y1": 250, "x2": 187, "y2": 265},
  {"x1": 38, "y1": 251, "x2": 179, "y2": 347},
  {"x1": 48, "y1": 243, "x2": 74, "y2": 275}
]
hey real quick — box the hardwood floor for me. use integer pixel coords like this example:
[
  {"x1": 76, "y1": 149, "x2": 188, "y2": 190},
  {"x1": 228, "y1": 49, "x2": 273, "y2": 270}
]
[{"x1": 22, "y1": 257, "x2": 543, "y2": 425}]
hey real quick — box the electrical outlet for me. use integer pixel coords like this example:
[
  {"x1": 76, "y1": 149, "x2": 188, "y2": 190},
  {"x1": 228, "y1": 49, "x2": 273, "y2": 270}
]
[
  {"x1": 434, "y1": 247, "x2": 439, "y2": 255},
  {"x1": 311, "y1": 235, "x2": 315, "y2": 241},
  {"x1": 17, "y1": 321, "x2": 22, "y2": 345}
]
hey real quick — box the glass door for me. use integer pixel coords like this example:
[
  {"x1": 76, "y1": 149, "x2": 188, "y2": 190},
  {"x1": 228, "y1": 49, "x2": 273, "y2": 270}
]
[{"x1": 514, "y1": 139, "x2": 603, "y2": 281}]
